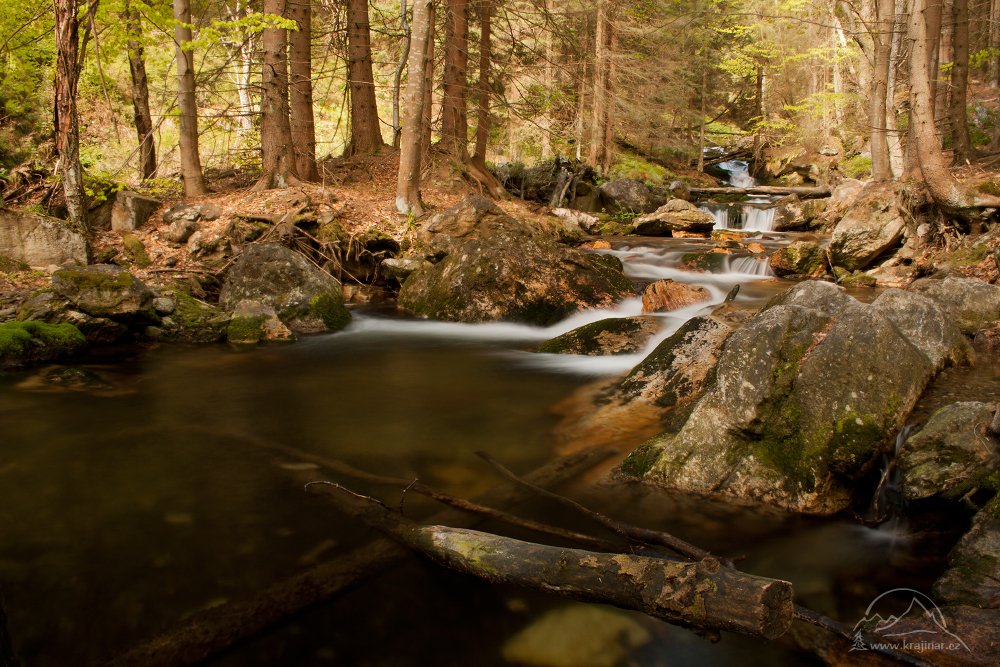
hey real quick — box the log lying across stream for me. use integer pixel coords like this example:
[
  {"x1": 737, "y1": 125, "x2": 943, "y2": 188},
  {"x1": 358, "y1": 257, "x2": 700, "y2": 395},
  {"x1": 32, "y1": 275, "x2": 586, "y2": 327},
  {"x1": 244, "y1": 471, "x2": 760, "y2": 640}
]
[
  {"x1": 689, "y1": 185, "x2": 831, "y2": 198},
  {"x1": 312, "y1": 483, "x2": 795, "y2": 640}
]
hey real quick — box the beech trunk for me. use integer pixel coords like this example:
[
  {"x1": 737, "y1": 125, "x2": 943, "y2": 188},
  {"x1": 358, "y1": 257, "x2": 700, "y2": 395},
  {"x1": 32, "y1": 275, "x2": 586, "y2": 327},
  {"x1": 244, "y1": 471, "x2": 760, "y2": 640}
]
[{"x1": 396, "y1": 0, "x2": 434, "y2": 215}]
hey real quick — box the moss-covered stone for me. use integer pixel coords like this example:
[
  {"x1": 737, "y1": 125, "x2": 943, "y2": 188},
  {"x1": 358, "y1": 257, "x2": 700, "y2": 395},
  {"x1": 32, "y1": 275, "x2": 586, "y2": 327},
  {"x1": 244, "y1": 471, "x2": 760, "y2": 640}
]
[
  {"x1": 226, "y1": 315, "x2": 267, "y2": 345},
  {"x1": 839, "y1": 270, "x2": 876, "y2": 288},
  {"x1": 51, "y1": 264, "x2": 154, "y2": 318},
  {"x1": 769, "y1": 241, "x2": 825, "y2": 278},
  {"x1": 597, "y1": 221, "x2": 635, "y2": 236},
  {"x1": 122, "y1": 233, "x2": 151, "y2": 268},
  {"x1": 164, "y1": 289, "x2": 228, "y2": 343},
  {"x1": 620, "y1": 440, "x2": 664, "y2": 478},
  {"x1": 538, "y1": 317, "x2": 661, "y2": 356},
  {"x1": 309, "y1": 293, "x2": 351, "y2": 332},
  {"x1": 0, "y1": 320, "x2": 86, "y2": 368},
  {"x1": 934, "y1": 499, "x2": 1000, "y2": 607},
  {"x1": 679, "y1": 252, "x2": 729, "y2": 273}
]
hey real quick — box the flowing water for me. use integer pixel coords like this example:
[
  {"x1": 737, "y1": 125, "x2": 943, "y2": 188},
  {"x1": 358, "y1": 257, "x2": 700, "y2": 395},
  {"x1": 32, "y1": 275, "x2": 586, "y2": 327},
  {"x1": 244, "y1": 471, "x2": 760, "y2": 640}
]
[
  {"x1": 700, "y1": 160, "x2": 778, "y2": 232},
  {"x1": 0, "y1": 239, "x2": 972, "y2": 666}
]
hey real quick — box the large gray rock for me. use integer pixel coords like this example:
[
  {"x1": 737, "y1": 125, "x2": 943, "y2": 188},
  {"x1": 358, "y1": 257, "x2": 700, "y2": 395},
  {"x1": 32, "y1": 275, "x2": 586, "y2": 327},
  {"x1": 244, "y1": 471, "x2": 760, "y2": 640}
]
[
  {"x1": 537, "y1": 316, "x2": 663, "y2": 356},
  {"x1": 829, "y1": 187, "x2": 906, "y2": 270},
  {"x1": 51, "y1": 264, "x2": 155, "y2": 318},
  {"x1": 934, "y1": 499, "x2": 1000, "y2": 609},
  {"x1": 0, "y1": 209, "x2": 88, "y2": 267},
  {"x1": 870, "y1": 289, "x2": 973, "y2": 370},
  {"x1": 110, "y1": 190, "x2": 161, "y2": 232},
  {"x1": 910, "y1": 276, "x2": 1000, "y2": 334},
  {"x1": 899, "y1": 402, "x2": 998, "y2": 502},
  {"x1": 622, "y1": 280, "x2": 967, "y2": 514},
  {"x1": 219, "y1": 244, "x2": 350, "y2": 333},
  {"x1": 598, "y1": 179, "x2": 666, "y2": 214},
  {"x1": 399, "y1": 201, "x2": 634, "y2": 325},
  {"x1": 772, "y1": 197, "x2": 828, "y2": 232},
  {"x1": 632, "y1": 200, "x2": 716, "y2": 236}
]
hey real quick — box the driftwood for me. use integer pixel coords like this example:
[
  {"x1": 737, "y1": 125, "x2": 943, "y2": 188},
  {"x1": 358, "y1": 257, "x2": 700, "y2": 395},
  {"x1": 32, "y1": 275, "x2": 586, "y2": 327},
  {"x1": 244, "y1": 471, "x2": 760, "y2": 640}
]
[
  {"x1": 689, "y1": 185, "x2": 831, "y2": 198},
  {"x1": 311, "y1": 482, "x2": 794, "y2": 640},
  {"x1": 108, "y1": 446, "x2": 616, "y2": 667},
  {"x1": 0, "y1": 594, "x2": 17, "y2": 667}
]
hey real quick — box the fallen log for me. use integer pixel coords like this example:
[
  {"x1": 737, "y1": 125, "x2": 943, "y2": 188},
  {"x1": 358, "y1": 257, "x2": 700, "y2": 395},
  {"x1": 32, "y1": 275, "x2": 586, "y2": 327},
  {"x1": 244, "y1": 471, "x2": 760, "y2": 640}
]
[
  {"x1": 107, "y1": 446, "x2": 617, "y2": 667},
  {"x1": 312, "y1": 482, "x2": 795, "y2": 640},
  {"x1": 689, "y1": 186, "x2": 831, "y2": 199}
]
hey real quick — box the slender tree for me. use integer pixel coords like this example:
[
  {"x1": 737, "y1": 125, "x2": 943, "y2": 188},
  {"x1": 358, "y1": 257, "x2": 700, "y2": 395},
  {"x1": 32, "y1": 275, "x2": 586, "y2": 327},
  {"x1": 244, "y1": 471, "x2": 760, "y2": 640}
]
[
  {"x1": 346, "y1": 0, "x2": 385, "y2": 155},
  {"x1": 124, "y1": 0, "x2": 157, "y2": 180},
  {"x1": 472, "y1": 0, "x2": 491, "y2": 168},
  {"x1": 420, "y1": 0, "x2": 436, "y2": 166},
  {"x1": 53, "y1": 0, "x2": 88, "y2": 230},
  {"x1": 174, "y1": 0, "x2": 207, "y2": 197},
  {"x1": 589, "y1": 0, "x2": 615, "y2": 173},
  {"x1": 441, "y1": 0, "x2": 469, "y2": 159},
  {"x1": 256, "y1": 0, "x2": 298, "y2": 189},
  {"x1": 288, "y1": 0, "x2": 318, "y2": 179},
  {"x1": 949, "y1": 0, "x2": 972, "y2": 164},
  {"x1": 397, "y1": 0, "x2": 434, "y2": 215},
  {"x1": 870, "y1": 0, "x2": 895, "y2": 181},
  {"x1": 392, "y1": 0, "x2": 411, "y2": 148}
]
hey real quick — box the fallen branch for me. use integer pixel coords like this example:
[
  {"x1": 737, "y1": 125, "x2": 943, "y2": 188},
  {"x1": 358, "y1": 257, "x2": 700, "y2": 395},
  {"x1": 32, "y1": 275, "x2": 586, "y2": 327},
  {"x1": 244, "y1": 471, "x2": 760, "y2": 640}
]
[
  {"x1": 690, "y1": 186, "x2": 831, "y2": 199},
  {"x1": 311, "y1": 482, "x2": 794, "y2": 640},
  {"x1": 108, "y1": 446, "x2": 616, "y2": 667}
]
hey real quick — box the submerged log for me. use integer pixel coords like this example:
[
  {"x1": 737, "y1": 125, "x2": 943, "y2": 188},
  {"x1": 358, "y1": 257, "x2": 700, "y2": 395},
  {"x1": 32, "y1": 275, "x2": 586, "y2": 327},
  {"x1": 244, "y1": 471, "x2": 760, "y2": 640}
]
[
  {"x1": 108, "y1": 446, "x2": 616, "y2": 667},
  {"x1": 689, "y1": 186, "x2": 831, "y2": 199},
  {"x1": 312, "y1": 482, "x2": 795, "y2": 640}
]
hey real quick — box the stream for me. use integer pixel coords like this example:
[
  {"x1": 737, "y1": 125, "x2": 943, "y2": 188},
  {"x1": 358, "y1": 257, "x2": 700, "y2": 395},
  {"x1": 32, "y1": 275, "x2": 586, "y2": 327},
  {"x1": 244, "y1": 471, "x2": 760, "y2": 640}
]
[{"x1": 0, "y1": 234, "x2": 986, "y2": 666}]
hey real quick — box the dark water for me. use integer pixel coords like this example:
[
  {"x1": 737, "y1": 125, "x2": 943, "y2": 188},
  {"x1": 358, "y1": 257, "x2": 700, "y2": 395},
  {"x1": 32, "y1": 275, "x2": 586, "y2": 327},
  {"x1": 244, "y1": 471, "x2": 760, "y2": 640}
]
[{"x1": 0, "y1": 238, "x2": 983, "y2": 666}]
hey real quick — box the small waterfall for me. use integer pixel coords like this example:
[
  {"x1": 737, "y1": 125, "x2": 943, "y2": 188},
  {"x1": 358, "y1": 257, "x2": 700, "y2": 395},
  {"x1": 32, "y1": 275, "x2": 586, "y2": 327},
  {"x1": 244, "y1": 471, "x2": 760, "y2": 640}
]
[
  {"x1": 741, "y1": 206, "x2": 776, "y2": 232},
  {"x1": 717, "y1": 160, "x2": 757, "y2": 188},
  {"x1": 727, "y1": 255, "x2": 773, "y2": 277},
  {"x1": 699, "y1": 204, "x2": 732, "y2": 230}
]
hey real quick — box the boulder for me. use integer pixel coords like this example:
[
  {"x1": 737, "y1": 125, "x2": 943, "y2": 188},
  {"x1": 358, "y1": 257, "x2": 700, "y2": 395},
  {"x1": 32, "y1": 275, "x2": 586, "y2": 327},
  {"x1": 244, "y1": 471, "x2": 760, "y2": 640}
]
[
  {"x1": 829, "y1": 186, "x2": 906, "y2": 270},
  {"x1": 163, "y1": 202, "x2": 219, "y2": 225},
  {"x1": 399, "y1": 203, "x2": 634, "y2": 325},
  {"x1": 122, "y1": 233, "x2": 152, "y2": 268},
  {"x1": 381, "y1": 257, "x2": 431, "y2": 283},
  {"x1": 934, "y1": 499, "x2": 1000, "y2": 609},
  {"x1": 0, "y1": 320, "x2": 87, "y2": 369},
  {"x1": 219, "y1": 244, "x2": 351, "y2": 333},
  {"x1": 910, "y1": 276, "x2": 1000, "y2": 334},
  {"x1": 551, "y1": 208, "x2": 599, "y2": 233},
  {"x1": 621, "y1": 280, "x2": 967, "y2": 514},
  {"x1": 772, "y1": 197, "x2": 829, "y2": 232},
  {"x1": 632, "y1": 200, "x2": 716, "y2": 236},
  {"x1": 830, "y1": 178, "x2": 864, "y2": 204},
  {"x1": 598, "y1": 179, "x2": 666, "y2": 214},
  {"x1": 110, "y1": 190, "x2": 161, "y2": 232},
  {"x1": 899, "y1": 402, "x2": 998, "y2": 502},
  {"x1": 870, "y1": 289, "x2": 973, "y2": 370},
  {"x1": 537, "y1": 316, "x2": 663, "y2": 356},
  {"x1": 165, "y1": 218, "x2": 199, "y2": 244},
  {"x1": 640, "y1": 279, "x2": 711, "y2": 313},
  {"x1": 0, "y1": 209, "x2": 88, "y2": 267},
  {"x1": 226, "y1": 300, "x2": 295, "y2": 344},
  {"x1": 768, "y1": 241, "x2": 825, "y2": 278},
  {"x1": 51, "y1": 264, "x2": 155, "y2": 318}
]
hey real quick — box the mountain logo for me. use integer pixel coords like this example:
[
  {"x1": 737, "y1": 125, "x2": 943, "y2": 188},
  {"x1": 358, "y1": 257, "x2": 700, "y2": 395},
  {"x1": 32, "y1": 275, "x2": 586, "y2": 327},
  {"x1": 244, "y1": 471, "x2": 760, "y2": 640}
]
[{"x1": 850, "y1": 588, "x2": 970, "y2": 653}]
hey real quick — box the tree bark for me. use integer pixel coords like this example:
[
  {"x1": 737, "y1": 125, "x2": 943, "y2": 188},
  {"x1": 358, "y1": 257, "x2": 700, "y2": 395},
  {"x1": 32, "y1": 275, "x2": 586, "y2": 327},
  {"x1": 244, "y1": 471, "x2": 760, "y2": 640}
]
[
  {"x1": 871, "y1": 0, "x2": 895, "y2": 181},
  {"x1": 420, "y1": 0, "x2": 436, "y2": 166},
  {"x1": 288, "y1": 0, "x2": 317, "y2": 180},
  {"x1": 124, "y1": 0, "x2": 156, "y2": 180},
  {"x1": 887, "y1": 0, "x2": 906, "y2": 177},
  {"x1": 397, "y1": 0, "x2": 434, "y2": 215},
  {"x1": 256, "y1": 0, "x2": 298, "y2": 190},
  {"x1": 441, "y1": 0, "x2": 469, "y2": 159},
  {"x1": 589, "y1": 0, "x2": 614, "y2": 172},
  {"x1": 173, "y1": 0, "x2": 207, "y2": 197},
  {"x1": 472, "y1": 0, "x2": 491, "y2": 168},
  {"x1": 53, "y1": 0, "x2": 88, "y2": 230},
  {"x1": 697, "y1": 67, "x2": 707, "y2": 172},
  {"x1": 346, "y1": 0, "x2": 385, "y2": 155},
  {"x1": 949, "y1": 0, "x2": 972, "y2": 164}
]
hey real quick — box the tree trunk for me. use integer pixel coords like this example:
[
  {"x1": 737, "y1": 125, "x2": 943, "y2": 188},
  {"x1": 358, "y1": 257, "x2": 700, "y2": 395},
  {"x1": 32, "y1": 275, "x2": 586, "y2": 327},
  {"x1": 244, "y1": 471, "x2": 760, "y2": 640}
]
[
  {"x1": 397, "y1": 0, "x2": 434, "y2": 215},
  {"x1": 173, "y1": 0, "x2": 207, "y2": 197},
  {"x1": 936, "y1": 0, "x2": 954, "y2": 136},
  {"x1": 887, "y1": 0, "x2": 906, "y2": 177},
  {"x1": 871, "y1": 0, "x2": 895, "y2": 181},
  {"x1": 441, "y1": 0, "x2": 469, "y2": 159},
  {"x1": 392, "y1": 0, "x2": 411, "y2": 149},
  {"x1": 53, "y1": 0, "x2": 88, "y2": 231},
  {"x1": 949, "y1": 0, "x2": 972, "y2": 163},
  {"x1": 124, "y1": 0, "x2": 156, "y2": 180},
  {"x1": 697, "y1": 67, "x2": 707, "y2": 172},
  {"x1": 420, "y1": 0, "x2": 436, "y2": 167},
  {"x1": 472, "y1": 0, "x2": 491, "y2": 168},
  {"x1": 589, "y1": 0, "x2": 614, "y2": 172},
  {"x1": 225, "y1": 1, "x2": 256, "y2": 140},
  {"x1": 256, "y1": 0, "x2": 298, "y2": 190},
  {"x1": 346, "y1": 0, "x2": 385, "y2": 155},
  {"x1": 288, "y1": 0, "x2": 317, "y2": 180},
  {"x1": 540, "y1": 1, "x2": 555, "y2": 160}
]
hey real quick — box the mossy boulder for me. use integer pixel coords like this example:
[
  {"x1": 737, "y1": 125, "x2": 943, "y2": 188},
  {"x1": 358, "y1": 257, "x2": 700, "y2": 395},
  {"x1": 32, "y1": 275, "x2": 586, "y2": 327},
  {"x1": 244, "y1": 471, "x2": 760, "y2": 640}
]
[
  {"x1": 51, "y1": 264, "x2": 155, "y2": 319},
  {"x1": 769, "y1": 241, "x2": 825, "y2": 278},
  {"x1": 678, "y1": 251, "x2": 729, "y2": 273},
  {"x1": 632, "y1": 200, "x2": 716, "y2": 236},
  {"x1": 219, "y1": 243, "x2": 350, "y2": 333},
  {"x1": 160, "y1": 290, "x2": 228, "y2": 343},
  {"x1": 122, "y1": 233, "x2": 151, "y2": 268},
  {"x1": 537, "y1": 316, "x2": 662, "y2": 356},
  {"x1": 829, "y1": 185, "x2": 906, "y2": 270},
  {"x1": 934, "y1": 499, "x2": 1000, "y2": 608},
  {"x1": 870, "y1": 289, "x2": 973, "y2": 370},
  {"x1": 772, "y1": 196, "x2": 829, "y2": 232},
  {"x1": 399, "y1": 206, "x2": 635, "y2": 325},
  {"x1": 622, "y1": 280, "x2": 968, "y2": 514},
  {"x1": 226, "y1": 300, "x2": 295, "y2": 345},
  {"x1": 899, "y1": 402, "x2": 998, "y2": 502},
  {"x1": 910, "y1": 276, "x2": 1000, "y2": 334},
  {"x1": 0, "y1": 320, "x2": 86, "y2": 368}
]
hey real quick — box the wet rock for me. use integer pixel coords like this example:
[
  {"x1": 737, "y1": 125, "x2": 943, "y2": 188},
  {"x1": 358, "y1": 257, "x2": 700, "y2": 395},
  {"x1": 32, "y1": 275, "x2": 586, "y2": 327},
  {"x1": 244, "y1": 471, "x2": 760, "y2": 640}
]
[
  {"x1": 632, "y1": 200, "x2": 716, "y2": 236},
  {"x1": 623, "y1": 280, "x2": 965, "y2": 514},
  {"x1": 537, "y1": 317, "x2": 663, "y2": 356},
  {"x1": 501, "y1": 604, "x2": 650, "y2": 667},
  {"x1": 381, "y1": 257, "x2": 430, "y2": 283},
  {"x1": 399, "y1": 202, "x2": 634, "y2": 325},
  {"x1": 769, "y1": 241, "x2": 825, "y2": 278},
  {"x1": 830, "y1": 186, "x2": 906, "y2": 270},
  {"x1": 0, "y1": 320, "x2": 87, "y2": 369},
  {"x1": 772, "y1": 197, "x2": 828, "y2": 232},
  {"x1": 910, "y1": 276, "x2": 1000, "y2": 334},
  {"x1": 678, "y1": 251, "x2": 729, "y2": 273},
  {"x1": 51, "y1": 264, "x2": 155, "y2": 319},
  {"x1": 0, "y1": 210, "x2": 89, "y2": 267},
  {"x1": 899, "y1": 402, "x2": 998, "y2": 502},
  {"x1": 226, "y1": 300, "x2": 295, "y2": 345},
  {"x1": 165, "y1": 218, "x2": 199, "y2": 244},
  {"x1": 598, "y1": 179, "x2": 666, "y2": 214},
  {"x1": 640, "y1": 279, "x2": 711, "y2": 313},
  {"x1": 870, "y1": 289, "x2": 973, "y2": 370},
  {"x1": 219, "y1": 244, "x2": 351, "y2": 333},
  {"x1": 110, "y1": 190, "x2": 161, "y2": 232},
  {"x1": 934, "y1": 499, "x2": 1000, "y2": 609}
]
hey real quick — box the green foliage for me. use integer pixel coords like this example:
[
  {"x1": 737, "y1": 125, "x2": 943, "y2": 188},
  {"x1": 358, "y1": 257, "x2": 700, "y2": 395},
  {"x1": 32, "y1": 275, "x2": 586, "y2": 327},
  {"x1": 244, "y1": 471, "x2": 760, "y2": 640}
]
[
  {"x1": 609, "y1": 153, "x2": 667, "y2": 184},
  {"x1": 840, "y1": 154, "x2": 872, "y2": 180}
]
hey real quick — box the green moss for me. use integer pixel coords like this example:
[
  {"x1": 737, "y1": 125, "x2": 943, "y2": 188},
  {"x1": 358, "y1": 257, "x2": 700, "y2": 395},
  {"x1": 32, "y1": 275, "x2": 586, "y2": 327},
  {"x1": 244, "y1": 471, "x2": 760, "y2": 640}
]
[
  {"x1": 584, "y1": 254, "x2": 634, "y2": 295},
  {"x1": 309, "y1": 292, "x2": 351, "y2": 332},
  {"x1": 609, "y1": 152, "x2": 668, "y2": 183},
  {"x1": 55, "y1": 267, "x2": 134, "y2": 291},
  {"x1": 0, "y1": 320, "x2": 86, "y2": 365},
  {"x1": 122, "y1": 234, "x2": 151, "y2": 268},
  {"x1": 840, "y1": 154, "x2": 873, "y2": 179},
  {"x1": 0, "y1": 255, "x2": 29, "y2": 272},
  {"x1": 597, "y1": 221, "x2": 635, "y2": 236},
  {"x1": 951, "y1": 243, "x2": 990, "y2": 266},
  {"x1": 227, "y1": 315, "x2": 266, "y2": 344},
  {"x1": 977, "y1": 179, "x2": 1000, "y2": 197},
  {"x1": 839, "y1": 271, "x2": 877, "y2": 288},
  {"x1": 538, "y1": 317, "x2": 644, "y2": 355},
  {"x1": 620, "y1": 440, "x2": 663, "y2": 477}
]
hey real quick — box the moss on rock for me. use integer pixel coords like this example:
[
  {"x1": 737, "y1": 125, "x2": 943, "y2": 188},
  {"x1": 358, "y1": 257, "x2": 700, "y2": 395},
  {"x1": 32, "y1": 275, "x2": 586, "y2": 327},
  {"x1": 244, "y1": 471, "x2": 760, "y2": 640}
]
[{"x1": 0, "y1": 320, "x2": 86, "y2": 368}]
